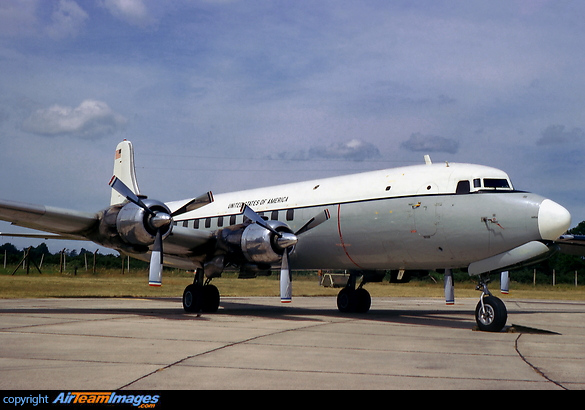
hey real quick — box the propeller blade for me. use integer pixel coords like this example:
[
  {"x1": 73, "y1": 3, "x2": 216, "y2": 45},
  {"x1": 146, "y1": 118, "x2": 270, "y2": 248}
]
[
  {"x1": 109, "y1": 176, "x2": 153, "y2": 215},
  {"x1": 149, "y1": 230, "x2": 163, "y2": 286},
  {"x1": 500, "y1": 271, "x2": 509, "y2": 294},
  {"x1": 444, "y1": 269, "x2": 454, "y2": 305},
  {"x1": 241, "y1": 204, "x2": 281, "y2": 237},
  {"x1": 280, "y1": 250, "x2": 292, "y2": 303},
  {"x1": 295, "y1": 209, "x2": 331, "y2": 235},
  {"x1": 171, "y1": 191, "x2": 214, "y2": 217}
]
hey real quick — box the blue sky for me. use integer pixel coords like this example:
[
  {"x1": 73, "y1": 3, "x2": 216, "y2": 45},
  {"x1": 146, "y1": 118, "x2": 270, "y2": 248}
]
[{"x1": 1, "y1": 0, "x2": 584, "y2": 252}]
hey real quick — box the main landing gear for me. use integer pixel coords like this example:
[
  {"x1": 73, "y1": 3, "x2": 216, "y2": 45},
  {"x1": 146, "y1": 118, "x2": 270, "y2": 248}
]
[
  {"x1": 182, "y1": 269, "x2": 220, "y2": 313},
  {"x1": 474, "y1": 274, "x2": 508, "y2": 332},
  {"x1": 336, "y1": 272, "x2": 372, "y2": 313}
]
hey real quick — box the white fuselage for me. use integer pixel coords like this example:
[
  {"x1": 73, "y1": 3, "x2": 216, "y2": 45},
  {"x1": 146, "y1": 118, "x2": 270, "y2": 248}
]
[{"x1": 169, "y1": 162, "x2": 570, "y2": 273}]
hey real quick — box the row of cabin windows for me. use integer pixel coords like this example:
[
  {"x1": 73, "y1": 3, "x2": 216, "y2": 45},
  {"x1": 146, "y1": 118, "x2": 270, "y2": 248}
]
[
  {"x1": 177, "y1": 178, "x2": 512, "y2": 229},
  {"x1": 177, "y1": 208, "x2": 296, "y2": 229}
]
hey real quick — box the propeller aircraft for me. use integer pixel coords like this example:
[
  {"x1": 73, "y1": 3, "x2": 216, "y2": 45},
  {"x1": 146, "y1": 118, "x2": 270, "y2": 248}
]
[{"x1": 1, "y1": 140, "x2": 583, "y2": 332}]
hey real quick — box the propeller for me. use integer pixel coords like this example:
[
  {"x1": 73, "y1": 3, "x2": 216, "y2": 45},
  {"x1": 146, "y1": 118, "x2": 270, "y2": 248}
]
[
  {"x1": 280, "y1": 249, "x2": 292, "y2": 303},
  {"x1": 444, "y1": 269, "x2": 454, "y2": 305},
  {"x1": 109, "y1": 176, "x2": 153, "y2": 216},
  {"x1": 109, "y1": 176, "x2": 213, "y2": 286},
  {"x1": 241, "y1": 205, "x2": 330, "y2": 303}
]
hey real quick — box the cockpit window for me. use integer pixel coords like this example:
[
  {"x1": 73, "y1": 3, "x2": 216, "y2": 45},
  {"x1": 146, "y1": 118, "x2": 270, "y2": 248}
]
[
  {"x1": 483, "y1": 178, "x2": 510, "y2": 189},
  {"x1": 456, "y1": 180, "x2": 471, "y2": 194}
]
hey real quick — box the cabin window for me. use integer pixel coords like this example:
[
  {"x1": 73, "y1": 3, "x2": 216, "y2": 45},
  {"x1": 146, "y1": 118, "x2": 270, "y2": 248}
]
[
  {"x1": 182, "y1": 220, "x2": 188, "y2": 228},
  {"x1": 230, "y1": 215, "x2": 237, "y2": 225},
  {"x1": 271, "y1": 210, "x2": 279, "y2": 220},
  {"x1": 483, "y1": 178, "x2": 510, "y2": 189},
  {"x1": 473, "y1": 178, "x2": 481, "y2": 188},
  {"x1": 217, "y1": 216, "x2": 224, "y2": 227},
  {"x1": 194, "y1": 219, "x2": 200, "y2": 229},
  {"x1": 456, "y1": 180, "x2": 470, "y2": 194},
  {"x1": 205, "y1": 218, "x2": 212, "y2": 228},
  {"x1": 286, "y1": 209, "x2": 294, "y2": 221}
]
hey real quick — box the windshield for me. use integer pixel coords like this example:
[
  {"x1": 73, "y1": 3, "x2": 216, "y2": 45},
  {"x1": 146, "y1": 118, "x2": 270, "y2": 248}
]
[{"x1": 483, "y1": 178, "x2": 511, "y2": 189}]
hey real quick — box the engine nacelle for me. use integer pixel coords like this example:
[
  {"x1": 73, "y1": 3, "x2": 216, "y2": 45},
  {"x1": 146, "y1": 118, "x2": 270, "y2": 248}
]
[
  {"x1": 240, "y1": 221, "x2": 293, "y2": 265},
  {"x1": 115, "y1": 199, "x2": 172, "y2": 247}
]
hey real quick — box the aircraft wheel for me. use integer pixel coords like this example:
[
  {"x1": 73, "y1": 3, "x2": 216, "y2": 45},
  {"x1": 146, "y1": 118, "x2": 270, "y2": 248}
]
[
  {"x1": 337, "y1": 288, "x2": 371, "y2": 313},
  {"x1": 183, "y1": 284, "x2": 203, "y2": 313},
  {"x1": 202, "y1": 284, "x2": 220, "y2": 313},
  {"x1": 475, "y1": 296, "x2": 507, "y2": 332},
  {"x1": 355, "y1": 288, "x2": 371, "y2": 313},
  {"x1": 337, "y1": 288, "x2": 355, "y2": 313}
]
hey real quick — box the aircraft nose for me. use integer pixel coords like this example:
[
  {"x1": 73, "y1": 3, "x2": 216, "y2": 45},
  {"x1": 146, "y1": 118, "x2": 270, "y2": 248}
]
[{"x1": 538, "y1": 199, "x2": 571, "y2": 240}]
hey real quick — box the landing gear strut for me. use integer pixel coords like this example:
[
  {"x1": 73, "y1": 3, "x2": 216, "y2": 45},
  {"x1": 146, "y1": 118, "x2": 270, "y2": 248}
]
[
  {"x1": 474, "y1": 274, "x2": 507, "y2": 332},
  {"x1": 183, "y1": 269, "x2": 220, "y2": 313},
  {"x1": 337, "y1": 272, "x2": 371, "y2": 313}
]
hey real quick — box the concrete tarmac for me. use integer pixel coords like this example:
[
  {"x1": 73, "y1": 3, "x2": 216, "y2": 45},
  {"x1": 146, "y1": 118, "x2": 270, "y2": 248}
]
[{"x1": 0, "y1": 296, "x2": 584, "y2": 390}]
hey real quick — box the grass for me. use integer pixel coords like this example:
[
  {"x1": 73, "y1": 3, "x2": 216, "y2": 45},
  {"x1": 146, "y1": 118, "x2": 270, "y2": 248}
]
[{"x1": 1, "y1": 266, "x2": 585, "y2": 301}]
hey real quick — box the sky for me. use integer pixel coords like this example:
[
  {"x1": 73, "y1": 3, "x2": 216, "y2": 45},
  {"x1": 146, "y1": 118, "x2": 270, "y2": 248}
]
[{"x1": 0, "y1": 0, "x2": 584, "y2": 253}]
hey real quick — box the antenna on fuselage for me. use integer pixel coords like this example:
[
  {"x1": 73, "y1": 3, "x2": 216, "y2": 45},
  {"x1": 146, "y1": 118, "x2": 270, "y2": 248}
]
[{"x1": 424, "y1": 155, "x2": 432, "y2": 165}]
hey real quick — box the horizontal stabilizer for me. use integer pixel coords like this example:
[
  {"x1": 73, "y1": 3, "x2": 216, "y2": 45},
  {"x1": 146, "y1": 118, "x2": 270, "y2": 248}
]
[
  {"x1": 556, "y1": 235, "x2": 585, "y2": 256},
  {"x1": 0, "y1": 232, "x2": 86, "y2": 241}
]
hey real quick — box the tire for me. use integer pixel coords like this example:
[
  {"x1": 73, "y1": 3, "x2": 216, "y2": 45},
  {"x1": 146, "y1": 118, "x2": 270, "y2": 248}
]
[
  {"x1": 355, "y1": 288, "x2": 371, "y2": 313},
  {"x1": 183, "y1": 284, "x2": 203, "y2": 313},
  {"x1": 475, "y1": 296, "x2": 507, "y2": 332},
  {"x1": 337, "y1": 288, "x2": 355, "y2": 313},
  {"x1": 337, "y1": 288, "x2": 371, "y2": 313},
  {"x1": 202, "y1": 284, "x2": 220, "y2": 313}
]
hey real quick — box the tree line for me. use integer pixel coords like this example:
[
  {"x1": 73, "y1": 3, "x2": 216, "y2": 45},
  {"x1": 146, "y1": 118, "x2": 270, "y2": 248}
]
[
  {"x1": 0, "y1": 242, "x2": 149, "y2": 271},
  {"x1": 1, "y1": 221, "x2": 584, "y2": 283}
]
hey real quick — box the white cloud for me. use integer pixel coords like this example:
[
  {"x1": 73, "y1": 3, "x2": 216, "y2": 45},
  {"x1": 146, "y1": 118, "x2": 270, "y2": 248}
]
[
  {"x1": 46, "y1": 0, "x2": 88, "y2": 39},
  {"x1": 401, "y1": 133, "x2": 460, "y2": 154},
  {"x1": 100, "y1": 0, "x2": 156, "y2": 28},
  {"x1": 275, "y1": 139, "x2": 381, "y2": 162},
  {"x1": 21, "y1": 100, "x2": 127, "y2": 139}
]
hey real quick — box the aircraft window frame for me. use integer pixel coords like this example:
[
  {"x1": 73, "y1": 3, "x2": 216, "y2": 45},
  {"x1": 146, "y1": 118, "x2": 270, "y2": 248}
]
[
  {"x1": 205, "y1": 218, "x2": 212, "y2": 229},
  {"x1": 230, "y1": 215, "x2": 237, "y2": 225},
  {"x1": 217, "y1": 216, "x2": 224, "y2": 227},
  {"x1": 286, "y1": 209, "x2": 294, "y2": 221},
  {"x1": 193, "y1": 219, "x2": 200, "y2": 229},
  {"x1": 271, "y1": 210, "x2": 279, "y2": 221},
  {"x1": 482, "y1": 178, "x2": 511, "y2": 190}
]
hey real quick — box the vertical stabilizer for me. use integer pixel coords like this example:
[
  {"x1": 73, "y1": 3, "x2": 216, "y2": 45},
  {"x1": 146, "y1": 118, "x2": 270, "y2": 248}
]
[{"x1": 111, "y1": 140, "x2": 140, "y2": 206}]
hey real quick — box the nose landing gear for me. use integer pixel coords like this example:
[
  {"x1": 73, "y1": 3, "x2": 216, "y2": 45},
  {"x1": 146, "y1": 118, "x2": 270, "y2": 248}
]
[{"x1": 475, "y1": 274, "x2": 507, "y2": 332}]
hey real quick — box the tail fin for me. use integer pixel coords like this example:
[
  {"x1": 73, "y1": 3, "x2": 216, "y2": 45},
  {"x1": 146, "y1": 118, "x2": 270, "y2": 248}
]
[{"x1": 110, "y1": 140, "x2": 140, "y2": 206}]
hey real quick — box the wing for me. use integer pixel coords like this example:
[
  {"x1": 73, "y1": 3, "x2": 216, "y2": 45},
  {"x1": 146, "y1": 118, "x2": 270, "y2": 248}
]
[
  {"x1": 0, "y1": 199, "x2": 99, "y2": 240},
  {"x1": 556, "y1": 235, "x2": 585, "y2": 256}
]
